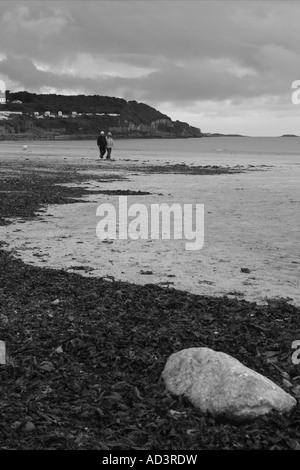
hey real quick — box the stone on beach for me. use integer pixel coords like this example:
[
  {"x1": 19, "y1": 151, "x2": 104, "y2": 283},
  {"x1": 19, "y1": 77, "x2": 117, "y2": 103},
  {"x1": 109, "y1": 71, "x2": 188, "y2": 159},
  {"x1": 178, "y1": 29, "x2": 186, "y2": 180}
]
[
  {"x1": 0, "y1": 340, "x2": 5, "y2": 364},
  {"x1": 162, "y1": 347, "x2": 297, "y2": 422}
]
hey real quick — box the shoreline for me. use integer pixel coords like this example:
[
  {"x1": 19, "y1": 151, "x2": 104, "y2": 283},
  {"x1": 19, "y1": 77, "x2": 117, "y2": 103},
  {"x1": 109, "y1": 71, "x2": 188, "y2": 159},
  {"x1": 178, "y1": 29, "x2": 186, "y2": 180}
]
[
  {"x1": 0, "y1": 154, "x2": 299, "y2": 450},
  {"x1": 0, "y1": 134, "x2": 203, "y2": 141},
  {"x1": 0, "y1": 149, "x2": 297, "y2": 307}
]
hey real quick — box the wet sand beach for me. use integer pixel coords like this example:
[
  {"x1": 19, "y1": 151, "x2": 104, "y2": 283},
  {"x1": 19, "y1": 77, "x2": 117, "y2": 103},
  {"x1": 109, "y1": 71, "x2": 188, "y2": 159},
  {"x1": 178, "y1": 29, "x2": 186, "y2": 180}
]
[{"x1": 0, "y1": 140, "x2": 299, "y2": 306}]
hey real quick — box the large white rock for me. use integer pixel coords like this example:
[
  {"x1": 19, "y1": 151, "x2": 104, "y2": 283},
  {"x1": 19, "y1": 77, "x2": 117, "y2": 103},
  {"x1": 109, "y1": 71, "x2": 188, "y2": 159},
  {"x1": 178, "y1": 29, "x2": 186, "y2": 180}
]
[{"x1": 162, "y1": 347, "x2": 297, "y2": 422}]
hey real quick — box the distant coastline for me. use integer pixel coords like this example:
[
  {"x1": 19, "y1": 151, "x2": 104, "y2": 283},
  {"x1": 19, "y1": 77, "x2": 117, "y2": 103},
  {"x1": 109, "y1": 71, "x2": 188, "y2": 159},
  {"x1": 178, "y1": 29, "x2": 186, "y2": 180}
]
[
  {"x1": 280, "y1": 134, "x2": 299, "y2": 137},
  {"x1": 0, "y1": 133, "x2": 203, "y2": 141},
  {"x1": 202, "y1": 133, "x2": 246, "y2": 137}
]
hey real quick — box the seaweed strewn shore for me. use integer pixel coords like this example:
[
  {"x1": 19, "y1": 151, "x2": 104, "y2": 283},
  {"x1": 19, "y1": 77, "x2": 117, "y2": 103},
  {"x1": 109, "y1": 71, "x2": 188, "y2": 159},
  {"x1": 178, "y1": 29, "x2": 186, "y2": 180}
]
[{"x1": 0, "y1": 158, "x2": 299, "y2": 450}]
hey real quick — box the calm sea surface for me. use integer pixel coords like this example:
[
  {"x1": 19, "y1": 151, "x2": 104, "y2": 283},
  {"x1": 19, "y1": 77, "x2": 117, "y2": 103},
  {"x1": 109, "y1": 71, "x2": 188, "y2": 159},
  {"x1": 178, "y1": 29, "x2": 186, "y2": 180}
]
[
  {"x1": 6, "y1": 135, "x2": 300, "y2": 166},
  {"x1": 114, "y1": 136, "x2": 300, "y2": 159}
]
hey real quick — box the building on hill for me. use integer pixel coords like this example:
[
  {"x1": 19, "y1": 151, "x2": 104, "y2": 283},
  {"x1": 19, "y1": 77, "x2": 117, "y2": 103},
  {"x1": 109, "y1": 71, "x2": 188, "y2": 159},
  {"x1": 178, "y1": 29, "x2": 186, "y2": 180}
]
[{"x1": 0, "y1": 111, "x2": 22, "y2": 119}]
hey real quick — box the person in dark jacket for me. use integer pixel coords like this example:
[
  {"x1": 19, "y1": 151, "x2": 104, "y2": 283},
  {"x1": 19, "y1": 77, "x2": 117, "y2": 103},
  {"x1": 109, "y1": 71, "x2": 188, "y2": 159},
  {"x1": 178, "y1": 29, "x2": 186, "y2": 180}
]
[{"x1": 97, "y1": 131, "x2": 107, "y2": 159}]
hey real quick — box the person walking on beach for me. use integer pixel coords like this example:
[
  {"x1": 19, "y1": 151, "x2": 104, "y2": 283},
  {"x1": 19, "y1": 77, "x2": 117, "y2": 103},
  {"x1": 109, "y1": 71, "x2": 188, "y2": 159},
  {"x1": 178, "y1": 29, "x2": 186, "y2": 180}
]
[
  {"x1": 106, "y1": 132, "x2": 114, "y2": 160},
  {"x1": 97, "y1": 131, "x2": 107, "y2": 159}
]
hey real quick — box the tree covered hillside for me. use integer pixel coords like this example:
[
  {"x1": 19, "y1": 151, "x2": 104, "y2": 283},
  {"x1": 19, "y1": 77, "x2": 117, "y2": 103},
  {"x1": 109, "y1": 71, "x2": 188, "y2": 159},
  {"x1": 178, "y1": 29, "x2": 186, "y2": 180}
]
[{"x1": 0, "y1": 91, "x2": 202, "y2": 139}]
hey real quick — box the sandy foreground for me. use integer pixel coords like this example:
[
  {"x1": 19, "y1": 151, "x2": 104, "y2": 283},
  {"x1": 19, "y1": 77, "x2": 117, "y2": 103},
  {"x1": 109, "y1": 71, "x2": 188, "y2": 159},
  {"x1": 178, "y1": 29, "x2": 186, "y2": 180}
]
[{"x1": 0, "y1": 142, "x2": 299, "y2": 306}]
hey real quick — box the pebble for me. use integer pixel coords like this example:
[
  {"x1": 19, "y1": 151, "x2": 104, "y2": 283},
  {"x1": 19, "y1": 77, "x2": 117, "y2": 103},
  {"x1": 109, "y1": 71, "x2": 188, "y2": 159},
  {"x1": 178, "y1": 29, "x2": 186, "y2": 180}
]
[
  {"x1": 24, "y1": 422, "x2": 35, "y2": 432},
  {"x1": 39, "y1": 361, "x2": 55, "y2": 372},
  {"x1": 291, "y1": 385, "x2": 300, "y2": 398},
  {"x1": 11, "y1": 421, "x2": 21, "y2": 430}
]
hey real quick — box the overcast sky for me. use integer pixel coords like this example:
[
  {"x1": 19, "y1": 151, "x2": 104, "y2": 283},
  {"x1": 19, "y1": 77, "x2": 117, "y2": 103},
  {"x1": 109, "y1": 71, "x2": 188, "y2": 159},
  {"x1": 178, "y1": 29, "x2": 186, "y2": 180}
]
[{"x1": 0, "y1": 0, "x2": 300, "y2": 136}]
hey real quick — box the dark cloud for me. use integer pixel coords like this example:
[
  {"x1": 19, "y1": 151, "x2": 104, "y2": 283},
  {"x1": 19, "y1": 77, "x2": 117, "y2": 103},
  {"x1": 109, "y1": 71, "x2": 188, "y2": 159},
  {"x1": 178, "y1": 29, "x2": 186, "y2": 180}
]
[
  {"x1": 0, "y1": 0, "x2": 299, "y2": 134},
  {"x1": 0, "y1": 55, "x2": 109, "y2": 93},
  {"x1": 0, "y1": 52, "x2": 293, "y2": 105}
]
